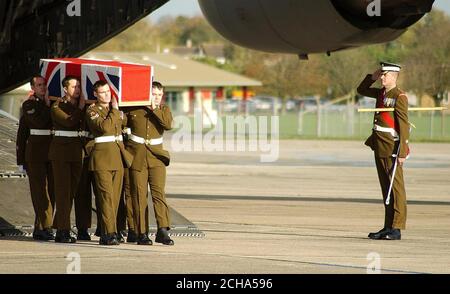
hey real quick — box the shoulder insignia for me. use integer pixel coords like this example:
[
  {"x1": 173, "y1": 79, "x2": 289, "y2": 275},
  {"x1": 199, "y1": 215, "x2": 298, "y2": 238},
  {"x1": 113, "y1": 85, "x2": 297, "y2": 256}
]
[{"x1": 89, "y1": 112, "x2": 100, "y2": 120}]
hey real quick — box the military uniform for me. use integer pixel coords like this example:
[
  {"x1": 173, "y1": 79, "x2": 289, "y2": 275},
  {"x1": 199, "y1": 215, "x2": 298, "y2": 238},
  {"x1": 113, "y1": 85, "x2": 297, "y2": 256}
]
[
  {"x1": 16, "y1": 96, "x2": 55, "y2": 236},
  {"x1": 85, "y1": 102, "x2": 131, "y2": 244},
  {"x1": 74, "y1": 112, "x2": 96, "y2": 239},
  {"x1": 357, "y1": 74, "x2": 409, "y2": 231},
  {"x1": 124, "y1": 105, "x2": 172, "y2": 240},
  {"x1": 117, "y1": 168, "x2": 137, "y2": 239},
  {"x1": 49, "y1": 97, "x2": 84, "y2": 241}
]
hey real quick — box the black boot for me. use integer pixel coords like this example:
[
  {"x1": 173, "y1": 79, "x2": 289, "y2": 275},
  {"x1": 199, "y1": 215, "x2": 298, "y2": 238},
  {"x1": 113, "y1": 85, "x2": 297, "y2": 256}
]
[
  {"x1": 33, "y1": 228, "x2": 55, "y2": 241},
  {"x1": 126, "y1": 230, "x2": 138, "y2": 243},
  {"x1": 155, "y1": 227, "x2": 174, "y2": 246},
  {"x1": 77, "y1": 229, "x2": 91, "y2": 241},
  {"x1": 99, "y1": 233, "x2": 120, "y2": 245},
  {"x1": 382, "y1": 229, "x2": 401, "y2": 240},
  {"x1": 368, "y1": 227, "x2": 391, "y2": 240},
  {"x1": 55, "y1": 230, "x2": 76, "y2": 243},
  {"x1": 137, "y1": 233, "x2": 152, "y2": 245}
]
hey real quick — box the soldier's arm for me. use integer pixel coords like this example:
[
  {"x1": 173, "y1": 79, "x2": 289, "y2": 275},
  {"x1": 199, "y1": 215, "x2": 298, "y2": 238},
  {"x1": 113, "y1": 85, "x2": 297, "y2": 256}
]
[
  {"x1": 16, "y1": 116, "x2": 29, "y2": 166},
  {"x1": 151, "y1": 105, "x2": 173, "y2": 130},
  {"x1": 86, "y1": 108, "x2": 120, "y2": 134},
  {"x1": 22, "y1": 101, "x2": 51, "y2": 128},
  {"x1": 394, "y1": 93, "x2": 409, "y2": 158},
  {"x1": 357, "y1": 74, "x2": 381, "y2": 98},
  {"x1": 51, "y1": 103, "x2": 82, "y2": 128}
]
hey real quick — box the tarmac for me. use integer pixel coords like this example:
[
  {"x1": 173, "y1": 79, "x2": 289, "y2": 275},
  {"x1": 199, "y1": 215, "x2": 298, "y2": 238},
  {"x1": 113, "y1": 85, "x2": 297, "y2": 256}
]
[{"x1": 1, "y1": 139, "x2": 449, "y2": 274}]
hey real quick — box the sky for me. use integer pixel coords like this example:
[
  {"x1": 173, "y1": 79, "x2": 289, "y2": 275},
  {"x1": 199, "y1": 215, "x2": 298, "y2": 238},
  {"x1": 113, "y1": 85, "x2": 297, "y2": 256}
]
[{"x1": 148, "y1": 0, "x2": 450, "y2": 22}]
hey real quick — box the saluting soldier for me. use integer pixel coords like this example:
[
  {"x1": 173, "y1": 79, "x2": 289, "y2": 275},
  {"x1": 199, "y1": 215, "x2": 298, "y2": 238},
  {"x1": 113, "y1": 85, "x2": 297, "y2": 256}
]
[
  {"x1": 357, "y1": 62, "x2": 409, "y2": 240},
  {"x1": 86, "y1": 80, "x2": 132, "y2": 246},
  {"x1": 16, "y1": 75, "x2": 55, "y2": 241},
  {"x1": 49, "y1": 75, "x2": 85, "y2": 243},
  {"x1": 124, "y1": 81, "x2": 174, "y2": 246}
]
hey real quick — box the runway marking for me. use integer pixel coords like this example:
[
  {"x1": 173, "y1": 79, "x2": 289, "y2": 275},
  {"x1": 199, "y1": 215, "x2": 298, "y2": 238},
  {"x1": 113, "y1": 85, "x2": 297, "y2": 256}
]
[{"x1": 168, "y1": 194, "x2": 450, "y2": 206}]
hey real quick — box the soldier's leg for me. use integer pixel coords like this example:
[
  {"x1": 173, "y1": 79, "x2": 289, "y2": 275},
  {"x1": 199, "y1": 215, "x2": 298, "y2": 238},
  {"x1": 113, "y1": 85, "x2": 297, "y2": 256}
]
[
  {"x1": 148, "y1": 165, "x2": 170, "y2": 229},
  {"x1": 112, "y1": 168, "x2": 125, "y2": 232},
  {"x1": 374, "y1": 156, "x2": 394, "y2": 229},
  {"x1": 91, "y1": 174, "x2": 102, "y2": 235},
  {"x1": 27, "y1": 161, "x2": 53, "y2": 230},
  {"x1": 130, "y1": 167, "x2": 149, "y2": 235},
  {"x1": 46, "y1": 161, "x2": 55, "y2": 213},
  {"x1": 75, "y1": 157, "x2": 92, "y2": 230},
  {"x1": 93, "y1": 171, "x2": 116, "y2": 235},
  {"x1": 52, "y1": 161, "x2": 72, "y2": 230},
  {"x1": 116, "y1": 193, "x2": 126, "y2": 232},
  {"x1": 123, "y1": 168, "x2": 136, "y2": 232},
  {"x1": 391, "y1": 164, "x2": 407, "y2": 230}
]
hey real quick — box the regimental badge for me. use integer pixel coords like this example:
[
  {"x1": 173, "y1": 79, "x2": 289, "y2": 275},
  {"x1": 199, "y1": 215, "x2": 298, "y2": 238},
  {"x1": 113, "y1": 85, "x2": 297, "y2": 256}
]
[
  {"x1": 383, "y1": 97, "x2": 396, "y2": 107},
  {"x1": 26, "y1": 109, "x2": 35, "y2": 114},
  {"x1": 89, "y1": 111, "x2": 99, "y2": 120}
]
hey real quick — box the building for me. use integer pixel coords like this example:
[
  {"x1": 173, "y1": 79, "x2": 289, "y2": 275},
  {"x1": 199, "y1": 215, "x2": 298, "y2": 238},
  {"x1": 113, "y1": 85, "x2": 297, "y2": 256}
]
[{"x1": 83, "y1": 52, "x2": 262, "y2": 124}]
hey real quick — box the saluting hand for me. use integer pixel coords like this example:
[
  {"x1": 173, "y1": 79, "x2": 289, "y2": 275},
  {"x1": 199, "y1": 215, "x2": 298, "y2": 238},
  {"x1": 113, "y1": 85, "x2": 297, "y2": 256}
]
[{"x1": 371, "y1": 69, "x2": 382, "y2": 81}]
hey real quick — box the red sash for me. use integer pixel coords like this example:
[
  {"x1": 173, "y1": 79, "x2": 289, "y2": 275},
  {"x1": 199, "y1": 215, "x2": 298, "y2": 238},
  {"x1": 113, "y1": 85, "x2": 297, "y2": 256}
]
[{"x1": 377, "y1": 89, "x2": 396, "y2": 130}]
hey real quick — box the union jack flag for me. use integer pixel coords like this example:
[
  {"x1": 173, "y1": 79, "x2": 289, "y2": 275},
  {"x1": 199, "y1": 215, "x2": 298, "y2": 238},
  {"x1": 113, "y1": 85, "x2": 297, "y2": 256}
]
[{"x1": 39, "y1": 58, "x2": 154, "y2": 106}]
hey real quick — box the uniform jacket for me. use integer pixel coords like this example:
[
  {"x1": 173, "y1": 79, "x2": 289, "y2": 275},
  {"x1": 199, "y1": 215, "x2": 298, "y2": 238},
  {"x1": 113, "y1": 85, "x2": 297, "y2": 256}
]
[
  {"x1": 48, "y1": 97, "x2": 84, "y2": 162},
  {"x1": 16, "y1": 116, "x2": 29, "y2": 166},
  {"x1": 357, "y1": 75, "x2": 409, "y2": 158},
  {"x1": 16, "y1": 96, "x2": 53, "y2": 164},
  {"x1": 123, "y1": 105, "x2": 173, "y2": 170},
  {"x1": 86, "y1": 102, "x2": 132, "y2": 171}
]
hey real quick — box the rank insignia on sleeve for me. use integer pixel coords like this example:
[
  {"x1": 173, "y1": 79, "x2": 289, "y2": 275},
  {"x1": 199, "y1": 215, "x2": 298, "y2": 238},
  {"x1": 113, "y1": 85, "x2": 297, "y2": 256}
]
[{"x1": 89, "y1": 112, "x2": 99, "y2": 120}]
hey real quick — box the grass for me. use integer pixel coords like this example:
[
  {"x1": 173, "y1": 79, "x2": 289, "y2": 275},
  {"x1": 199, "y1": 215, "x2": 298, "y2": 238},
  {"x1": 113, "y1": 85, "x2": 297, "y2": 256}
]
[{"x1": 171, "y1": 111, "x2": 450, "y2": 142}]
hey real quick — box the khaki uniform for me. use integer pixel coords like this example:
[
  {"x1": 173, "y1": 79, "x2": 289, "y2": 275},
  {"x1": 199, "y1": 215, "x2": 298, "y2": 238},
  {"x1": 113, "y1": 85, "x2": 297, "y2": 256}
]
[
  {"x1": 74, "y1": 115, "x2": 96, "y2": 231},
  {"x1": 124, "y1": 105, "x2": 172, "y2": 235},
  {"x1": 49, "y1": 98, "x2": 84, "y2": 231},
  {"x1": 16, "y1": 96, "x2": 55, "y2": 230},
  {"x1": 117, "y1": 168, "x2": 136, "y2": 233},
  {"x1": 357, "y1": 75, "x2": 409, "y2": 229},
  {"x1": 86, "y1": 103, "x2": 131, "y2": 235}
]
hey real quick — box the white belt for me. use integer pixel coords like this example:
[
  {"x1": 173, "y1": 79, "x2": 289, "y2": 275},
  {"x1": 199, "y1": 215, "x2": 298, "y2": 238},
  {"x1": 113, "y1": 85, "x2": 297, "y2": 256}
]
[
  {"x1": 373, "y1": 124, "x2": 399, "y2": 141},
  {"x1": 79, "y1": 131, "x2": 94, "y2": 138},
  {"x1": 94, "y1": 135, "x2": 123, "y2": 143},
  {"x1": 53, "y1": 130, "x2": 93, "y2": 138},
  {"x1": 123, "y1": 128, "x2": 131, "y2": 135},
  {"x1": 30, "y1": 129, "x2": 52, "y2": 136},
  {"x1": 54, "y1": 130, "x2": 80, "y2": 137},
  {"x1": 129, "y1": 134, "x2": 163, "y2": 146}
]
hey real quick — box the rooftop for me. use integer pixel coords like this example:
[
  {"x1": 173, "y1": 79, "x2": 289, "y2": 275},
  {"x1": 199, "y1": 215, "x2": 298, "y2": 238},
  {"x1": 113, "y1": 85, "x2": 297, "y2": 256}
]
[{"x1": 82, "y1": 52, "x2": 262, "y2": 88}]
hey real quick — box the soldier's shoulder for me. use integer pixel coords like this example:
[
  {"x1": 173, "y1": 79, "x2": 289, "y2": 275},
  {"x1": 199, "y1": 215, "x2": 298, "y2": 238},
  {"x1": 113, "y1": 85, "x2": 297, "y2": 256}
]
[
  {"x1": 52, "y1": 98, "x2": 63, "y2": 108},
  {"x1": 86, "y1": 104, "x2": 100, "y2": 120},
  {"x1": 88, "y1": 103, "x2": 98, "y2": 110},
  {"x1": 22, "y1": 99, "x2": 34, "y2": 109},
  {"x1": 396, "y1": 88, "x2": 408, "y2": 99}
]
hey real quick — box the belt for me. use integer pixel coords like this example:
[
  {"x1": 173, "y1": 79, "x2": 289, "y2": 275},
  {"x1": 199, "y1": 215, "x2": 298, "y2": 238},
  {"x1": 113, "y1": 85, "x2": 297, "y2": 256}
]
[
  {"x1": 30, "y1": 129, "x2": 52, "y2": 136},
  {"x1": 373, "y1": 124, "x2": 399, "y2": 141},
  {"x1": 53, "y1": 130, "x2": 93, "y2": 138},
  {"x1": 94, "y1": 135, "x2": 123, "y2": 143},
  {"x1": 129, "y1": 134, "x2": 163, "y2": 146},
  {"x1": 123, "y1": 127, "x2": 131, "y2": 135}
]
